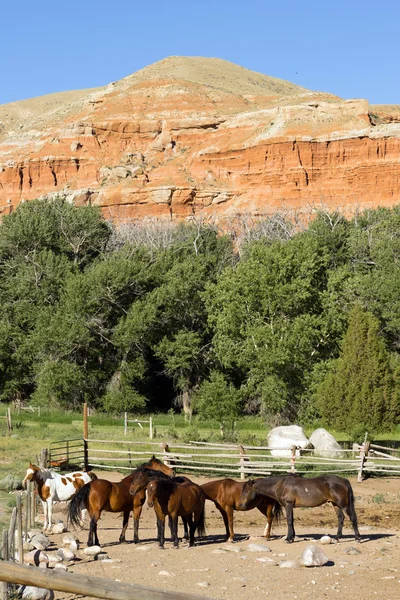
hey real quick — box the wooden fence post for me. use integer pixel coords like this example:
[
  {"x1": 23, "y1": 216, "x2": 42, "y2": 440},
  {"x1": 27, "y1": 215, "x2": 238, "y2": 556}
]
[
  {"x1": 162, "y1": 443, "x2": 171, "y2": 467},
  {"x1": 16, "y1": 495, "x2": 23, "y2": 564},
  {"x1": 83, "y1": 439, "x2": 89, "y2": 472},
  {"x1": 26, "y1": 482, "x2": 31, "y2": 531},
  {"x1": 238, "y1": 445, "x2": 248, "y2": 480},
  {"x1": 149, "y1": 417, "x2": 153, "y2": 440},
  {"x1": 39, "y1": 448, "x2": 48, "y2": 468},
  {"x1": 124, "y1": 412, "x2": 128, "y2": 436},
  {"x1": 357, "y1": 438, "x2": 370, "y2": 482},
  {"x1": 83, "y1": 402, "x2": 88, "y2": 440},
  {"x1": 6, "y1": 408, "x2": 12, "y2": 432},
  {"x1": 290, "y1": 445, "x2": 297, "y2": 473},
  {"x1": 1, "y1": 530, "x2": 8, "y2": 600},
  {"x1": 8, "y1": 507, "x2": 17, "y2": 561}
]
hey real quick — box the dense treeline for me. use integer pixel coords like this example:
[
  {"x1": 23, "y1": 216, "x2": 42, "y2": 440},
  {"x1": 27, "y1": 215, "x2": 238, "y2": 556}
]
[{"x1": 1, "y1": 198, "x2": 400, "y2": 435}]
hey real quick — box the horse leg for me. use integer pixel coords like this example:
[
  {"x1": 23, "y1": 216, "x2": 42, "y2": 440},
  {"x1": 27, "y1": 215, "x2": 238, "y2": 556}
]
[
  {"x1": 41, "y1": 500, "x2": 48, "y2": 531},
  {"x1": 119, "y1": 510, "x2": 130, "y2": 543},
  {"x1": 133, "y1": 502, "x2": 143, "y2": 544},
  {"x1": 88, "y1": 511, "x2": 100, "y2": 547},
  {"x1": 285, "y1": 502, "x2": 295, "y2": 543},
  {"x1": 187, "y1": 513, "x2": 196, "y2": 547},
  {"x1": 171, "y1": 516, "x2": 179, "y2": 548},
  {"x1": 181, "y1": 517, "x2": 189, "y2": 540},
  {"x1": 215, "y1": 504, "x2": 230, "y2": 541},
  {"x1": 263, "y1": 504, "x2": 273, "y2": 539},
  {"x1": 344, "y1": 504, "x2": 361, "y2": 541},
  {"x1": 157, "y1": 515, "x2": 166, "y2": 548},
  {"x1": 46, "y1": 499, "x2": 53, "y2": 532},
  {"x1": 333, "y1": 505, "x2": 345, "y2": 539}
]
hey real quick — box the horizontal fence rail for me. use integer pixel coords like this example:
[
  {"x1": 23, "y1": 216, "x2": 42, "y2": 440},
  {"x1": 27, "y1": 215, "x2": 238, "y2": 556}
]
[
  {"x1": 81, "y1": 438, "x2": 400, "y2": 480},
  {"x1": 0, "y1": 561, "x2": 212, "y2": 600}
]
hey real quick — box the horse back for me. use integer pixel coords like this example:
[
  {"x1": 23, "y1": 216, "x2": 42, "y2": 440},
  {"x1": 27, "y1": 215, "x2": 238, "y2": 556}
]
[
  {"x1": 174, "y1": 482, "x2": 205, "y2": 517},
  {"x1": 201, "y1": 478, "x2": 241, "y2": 507}
]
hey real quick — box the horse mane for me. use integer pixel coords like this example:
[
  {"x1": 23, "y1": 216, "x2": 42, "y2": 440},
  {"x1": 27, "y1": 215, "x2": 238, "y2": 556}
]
[
  {"x1": 140, "y1": 455, "x2": 162, "y2": 469},
  {"x1": 141, "y1": 468, "x2": 171, "y2": 481},
  {"x1": 150, "y1": 477, "x2": 176, "y2": 492}
]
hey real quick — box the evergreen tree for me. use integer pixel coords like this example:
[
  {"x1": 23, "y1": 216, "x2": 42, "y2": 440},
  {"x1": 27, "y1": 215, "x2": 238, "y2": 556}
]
[{"x1": 316, "y1": 304, "x2": 400, "y2": 437}]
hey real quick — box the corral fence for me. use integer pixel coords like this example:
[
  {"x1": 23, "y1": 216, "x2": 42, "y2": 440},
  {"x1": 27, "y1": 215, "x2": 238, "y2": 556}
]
[
  {"x1": 0, "y1": 561, "x2": 212, "y2": 600},
  {"x1": 0, "y1": 482, "x2": 37, "y2": 600},
  {"x1": 46, "y1": 437, "x2": 400, "y2": 482}
]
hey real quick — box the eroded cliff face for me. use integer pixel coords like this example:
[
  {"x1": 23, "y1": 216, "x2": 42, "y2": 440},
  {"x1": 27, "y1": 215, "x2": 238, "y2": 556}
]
[{"x1": 1, "y1": 56, "x2": 399, "y2": 222}]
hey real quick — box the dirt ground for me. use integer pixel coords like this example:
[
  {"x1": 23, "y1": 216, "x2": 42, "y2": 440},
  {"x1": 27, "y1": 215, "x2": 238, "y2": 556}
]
[{"x1": 46, "y1": 473, "x2": 400, "y2": 600}]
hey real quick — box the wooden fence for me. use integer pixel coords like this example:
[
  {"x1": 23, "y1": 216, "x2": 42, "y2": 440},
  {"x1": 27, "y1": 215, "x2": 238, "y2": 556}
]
[
  {"x1": 0, "y1": 482, "x2": 37, "y2": 600},
  {"x1": 81, "y1": 438, "x2": 400, "y2": 481},
  {"x1": 124, "y1": 414, "x2": 153, "y2": 439},
  {"x1": 0, "y1": 562, "x2": 212, "y2": 600}
]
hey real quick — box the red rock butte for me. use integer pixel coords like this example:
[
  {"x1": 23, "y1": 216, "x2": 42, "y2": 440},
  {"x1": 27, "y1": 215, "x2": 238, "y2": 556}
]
[{"x1": 1, "y1": 56, "x2": 400, "y2": 222}]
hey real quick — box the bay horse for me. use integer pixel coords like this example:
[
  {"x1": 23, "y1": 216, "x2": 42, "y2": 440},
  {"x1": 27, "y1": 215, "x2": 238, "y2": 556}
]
[
  {"x1": 201, "y1": 478, "x2": 282, "y2": 542},
  {"x1": 23, "y1": 463, "x2": 97, "y2": 531},
  {"x1": 238, "y1": 474, "x2": 361, "y2": 543},
  {"x1": 133, "y1": 474, "x2": 206, "y2": 548},
  {"x1": 129, "y1": 468, "x2": 193, "y2": 541},
  {"x1": 68, "y1": 456, "x2": 174, "y2": 546}
]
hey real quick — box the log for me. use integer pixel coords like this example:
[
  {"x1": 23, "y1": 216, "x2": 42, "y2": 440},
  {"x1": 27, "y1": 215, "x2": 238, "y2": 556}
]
[{"x1": 0, "y1": 561, "x2": 212, "y2": 600}]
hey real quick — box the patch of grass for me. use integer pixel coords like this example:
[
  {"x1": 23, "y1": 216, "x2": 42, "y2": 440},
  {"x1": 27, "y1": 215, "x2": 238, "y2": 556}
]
[{"x1": 371, "y1": 493, "x2": 388, "y2": 504}]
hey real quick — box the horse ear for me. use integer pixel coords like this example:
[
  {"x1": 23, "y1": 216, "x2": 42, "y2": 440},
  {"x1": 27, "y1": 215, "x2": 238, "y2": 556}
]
[{"x1": 151, "y1": 455, "x2": 157, "y2": 461}]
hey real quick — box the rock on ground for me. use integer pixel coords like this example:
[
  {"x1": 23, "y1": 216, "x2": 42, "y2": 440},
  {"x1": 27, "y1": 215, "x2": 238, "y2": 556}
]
[
  {"x1": 268, "y1": 425, "x2": 311, "y2": 457},
  {"x1": 299, "y1": 545, "x2": 329, "y2": 567}
]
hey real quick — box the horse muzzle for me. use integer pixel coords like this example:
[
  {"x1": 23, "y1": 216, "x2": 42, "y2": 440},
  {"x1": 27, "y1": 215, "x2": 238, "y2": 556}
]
[{"x1": 147, "y1": 500, "x2": 154, "y2": 508}]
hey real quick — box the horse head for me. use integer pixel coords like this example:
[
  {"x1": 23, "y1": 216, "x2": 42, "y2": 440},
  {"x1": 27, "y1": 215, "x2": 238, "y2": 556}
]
[
  {"x1": 129, "y1": 468, "x2": 150, "y2": 496},
  {"x1": 146, "y1": 455, "x2": 175, "y2": 478},
  {"x1": 22, "y1": 463, "x2": 39, "y2": 486},
  {"x1": 237, "y1": 478, "x2": 256, "y2": 509},
  {"x1": 146, "y1": 480, "x2": 157, "y2": 508}
]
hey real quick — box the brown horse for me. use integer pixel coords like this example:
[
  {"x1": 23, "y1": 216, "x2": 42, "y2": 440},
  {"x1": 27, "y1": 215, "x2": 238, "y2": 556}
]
[
  {"x1": 201, "y1": 478, "x2": 282, "y2": 542},
  {"x1": 135, "y1": 476, "x2": 206, "y2": 548},
  {"x1": 129, "y1": 469, "x2": 193, "y2": 541},
  {"x1": 238, "y1": 474, "x2": 361, "y2": 543},
  {"x1": 68, "y1": 456, "x2": 174, "y2": 546}
]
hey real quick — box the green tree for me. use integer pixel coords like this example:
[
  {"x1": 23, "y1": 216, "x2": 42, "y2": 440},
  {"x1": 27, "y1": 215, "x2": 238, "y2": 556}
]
[
  {"x1": 192, "y1": 371, "x2": 242, "y2": 431},
  {"x1": 315, "y1": 304, "x2": 400, "y2": 437}
]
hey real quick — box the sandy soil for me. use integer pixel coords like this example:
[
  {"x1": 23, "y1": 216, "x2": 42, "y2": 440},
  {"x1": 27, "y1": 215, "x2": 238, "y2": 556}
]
[{"x1": 44, "y1": 473, "x2": 400, "y2": 600}]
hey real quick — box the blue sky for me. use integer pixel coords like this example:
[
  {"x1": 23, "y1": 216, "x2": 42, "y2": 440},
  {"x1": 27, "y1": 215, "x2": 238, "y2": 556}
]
[{"x1": 1, "y1": 0, "x2": 399, "y2": 105}]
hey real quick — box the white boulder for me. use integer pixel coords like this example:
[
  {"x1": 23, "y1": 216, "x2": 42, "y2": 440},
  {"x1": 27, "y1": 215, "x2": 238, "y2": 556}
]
[
  {"x1": 299, "y1": 545, "x2": 329, "y2": 567},
  {"x1": 268, "y1": 425, "x2": 311, "y2": 457},
  {"x1": 20, "y1": 587, "x2": 54, "y2": 600},
  {"x1": 24, "y1": 550, "x2": 49, "y2": 566},
  {"x1": 309, "y1": 428, "x2": 346, "y2": 458},
  {"x1": 52, "y1": 522, "x2": 66, "y2": 534}
]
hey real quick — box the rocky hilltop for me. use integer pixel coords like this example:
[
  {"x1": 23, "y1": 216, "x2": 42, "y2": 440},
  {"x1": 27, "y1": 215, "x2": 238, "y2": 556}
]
[{"x1": 1, "y1": 56, "x2": 400, "y2": 221}]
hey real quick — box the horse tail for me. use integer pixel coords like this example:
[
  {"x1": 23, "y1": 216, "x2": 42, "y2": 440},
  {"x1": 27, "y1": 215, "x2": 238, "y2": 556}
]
[
  {"x1": 272, "y1": 499, "x2": 283, "y2": 523},
  {"x1": 88, "y1": 471, "x2": 98, "y2": 481},
  {"x1": 345, "y1": 479, "x2": 358, "y2": 522},
  {"x1": 196, "y1": 507, "x2": 206, "y2": 539},
  {"x1": 68, "y1": 482, "x2": 91, "y2": 529}
]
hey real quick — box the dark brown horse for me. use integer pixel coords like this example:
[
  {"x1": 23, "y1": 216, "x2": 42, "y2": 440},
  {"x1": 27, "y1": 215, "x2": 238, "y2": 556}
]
[
  {"x1": 129, "y1": 469, "x2": 193, "y2": 541},
  {"x1": 68, "y1": 456, "x2": 174, "y2": 546},
  {"x1": 238, "y1": 474, "x2": 360, "y2": 543},
  {"x1": 201, "y1": 478, "x2": 282, "y2": 542},
  {"x1": 134, "y1": 475, "x2": 206, "y2": 548}
]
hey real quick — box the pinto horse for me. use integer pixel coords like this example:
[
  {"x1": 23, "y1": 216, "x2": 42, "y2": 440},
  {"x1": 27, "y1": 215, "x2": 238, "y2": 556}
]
[
  {"x1": 68, "y1": 456, "x2": 174, "y2": 546},
  {"x1": 201, "y1": 478, "x2": 282, "y2": 542},
  {"x1": 238, "y1": 474, "x2": 361, "y2": 543},
  {"x1": 134, "y1": 475, "x2": 206, "y2": 548},
  {"x1": 23, "y1": 463, "x2": 96, "y2": 531}
]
